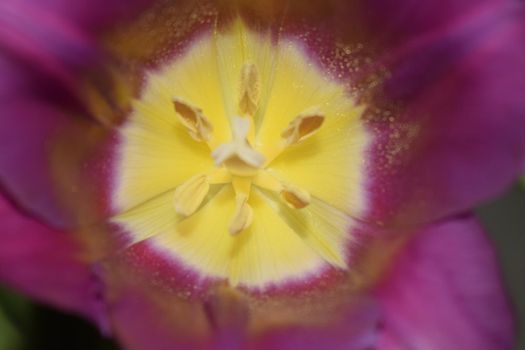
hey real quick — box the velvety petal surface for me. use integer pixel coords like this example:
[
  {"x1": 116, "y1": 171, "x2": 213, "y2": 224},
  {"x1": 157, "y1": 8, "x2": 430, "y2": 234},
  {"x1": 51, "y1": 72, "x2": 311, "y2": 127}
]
[
  {"x1": 0, "y1": 0, "x2": 99, "y2": 91},
  {"x1": 0, "y1": 49, "x2": 127, "y2": 238},
  {"x1": 365, "y1": 2, "x2": 525, "y2": 226},
  {"x1": 0, "y1": 0, "x2": 151, "y2": 35},
  {"x1": 247, "y1": 297, "x2": 379, "y2": 350},
  {"x1": 375, "y1": 215, "x2": 515, "y2": 350},
  {"x1": 0, "y1": 92, "x2": 113, "y2": 231},
  {"x1": 0, "y1": 194, "x2": 105, "y2": 328},
  {"x1": 361, "y1": 0, "x2": 509, "y2": 48}
]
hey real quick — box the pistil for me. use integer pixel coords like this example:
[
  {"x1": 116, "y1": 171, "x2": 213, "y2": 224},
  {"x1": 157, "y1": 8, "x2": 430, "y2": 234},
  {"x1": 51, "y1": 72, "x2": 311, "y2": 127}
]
[{"x1": 212, "y1": 116, "x2": 265, "y2": 177}]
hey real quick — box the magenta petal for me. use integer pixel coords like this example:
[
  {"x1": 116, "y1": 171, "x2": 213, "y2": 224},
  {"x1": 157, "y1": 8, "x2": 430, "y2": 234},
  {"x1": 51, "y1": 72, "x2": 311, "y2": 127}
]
[
  {"x1": 368, "y1": 5, "x2": 525, "y2": 225},
  {"x1": 0, "y1": 98, "x2": 71, "y2": 226},
  {"x1": 0, "y1": 55, "x2": 119, "y2": 232},
  {"x1": 249, "y1": 298, "x2": 380, "y2": 350},
  {"x1": 0, "y1": 0, "x2": 151, "y2": 107},
  {"x1": 0, "y1": 0, "x2": 151, "y2": 34},
  {"x1": 97, "y1": 249, "x2": 214, "y2": 350},
  {"x1": 375, "y1": 216, "x2": 515, "y2": 350},
  {"x1": 0, "y1": 93, "x2": 114, "y2": 229},
  {"x1": 101, "y1": 286, "x2": 211, "y2": 350},
  {"x1": 362, "y1": 0, "x2": 508, "y2": 48},
  {"x1": 95, "y1": 239, "x2": 382, "y2": 350},
  {"x1": 0, "y1": 194, "x2": 105, "y2": 328},
  {"x1": 0, "y1": 2, "x2": 112, "y2": 103}
]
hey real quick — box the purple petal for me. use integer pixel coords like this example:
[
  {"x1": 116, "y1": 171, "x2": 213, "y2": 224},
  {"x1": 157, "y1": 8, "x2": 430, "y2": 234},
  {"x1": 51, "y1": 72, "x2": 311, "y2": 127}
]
[
  {"x1": 366, "y1": 3, "x2": 525, "y2": 226},
  {"x1": 0, "y1": 0, "x2": 152, "y2": 34},
  {"x1": 0, "y1": 0, "x2": 99, "y2": 90},
  {"x1": 0, "y1": 0, "x2": 152, "y2": 110},
  {"x1": 248, "y1": 297, "x2": 380, "y2": 350},
  {"x1": 97, "y1": 247, "x2": 217, "y2": 350},
  {"x1": 0, "y1": 90, "x2": 115, "y2": 230},
  {"x1": 0, "y1": 194, "x2": 106, "y2": 328},
  {"x1": 0, "y1": 95, "x2": 74, "y2": 226},
  {"x1": 0, "y1": 50, "x2": 124, "y2": 236},
  {"x1": 374, "y1": 216, "x2": 515, "y2": 350},
  {"x1": 361, "y1": 0, "x2": 509, "y2": 49},
  {"x1": 95, "y1": 239, "x2": 382, "y2": 350},
  {"x1": 102, "y1": 286, "x2": 212, "y2": 350}
]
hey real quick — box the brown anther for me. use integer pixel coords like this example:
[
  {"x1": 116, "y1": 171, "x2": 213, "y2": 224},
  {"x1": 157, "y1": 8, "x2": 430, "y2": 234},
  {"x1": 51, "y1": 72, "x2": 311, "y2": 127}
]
[
  {"x1": 173, "y1": 97, "x2": 213, "y2": 142},
  {"x1": 239, "y1": 63, "x2": 260, "y2": 116},
  {"x1": 281, "y1": 109, "x2": 325, "y2": 145},
  {"x1": 281, "y1": 184, "x2": 311, "y2": 209}
]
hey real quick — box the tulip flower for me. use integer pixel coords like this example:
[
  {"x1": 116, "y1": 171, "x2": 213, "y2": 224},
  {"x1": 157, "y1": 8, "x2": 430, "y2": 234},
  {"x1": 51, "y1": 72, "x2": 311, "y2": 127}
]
[{"x1": 1, "y1": 0, "x2": 524, "y2": 349}]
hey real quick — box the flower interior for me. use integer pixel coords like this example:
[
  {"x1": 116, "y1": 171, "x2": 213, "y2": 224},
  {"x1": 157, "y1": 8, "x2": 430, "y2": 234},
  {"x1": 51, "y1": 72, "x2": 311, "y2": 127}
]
[{"x1": 113, "y1": 19, "x2": 370, "y2": 289}]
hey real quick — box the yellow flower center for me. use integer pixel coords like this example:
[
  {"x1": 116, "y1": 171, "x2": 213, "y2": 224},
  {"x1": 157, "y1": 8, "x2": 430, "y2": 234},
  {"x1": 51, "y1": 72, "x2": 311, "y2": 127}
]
[
  {"x1": 113, "y1": 20, "x2": 370, "y2": 288},
  {"x1": 171, "y1": 73, "x2": 325, "y2": 235}
]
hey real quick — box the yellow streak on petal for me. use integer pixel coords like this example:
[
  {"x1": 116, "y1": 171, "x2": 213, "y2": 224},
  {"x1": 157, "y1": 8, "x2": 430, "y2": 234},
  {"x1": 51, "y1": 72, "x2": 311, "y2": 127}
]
[
  {"x1": 259, "y1": 191, "x2": 351, "y2": 270},
  {"x1": 207, "y1": 168, "x2": 232, "y2": 185},
  {"x1": 253, "y1": 171, "x2": 283, "y2": 192}
]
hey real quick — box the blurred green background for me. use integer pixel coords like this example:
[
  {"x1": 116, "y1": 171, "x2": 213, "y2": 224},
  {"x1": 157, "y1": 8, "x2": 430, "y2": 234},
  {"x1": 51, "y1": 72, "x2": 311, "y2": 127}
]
[
  {"x1": 0, "y1": 183, "x2": 524, "y2": 350},
  {"x1": 0, "y1": 287, "x2": 116, "y2": 350},
  {"x1": 478, "y1": 184, "x2": 525, "y2": 350}
]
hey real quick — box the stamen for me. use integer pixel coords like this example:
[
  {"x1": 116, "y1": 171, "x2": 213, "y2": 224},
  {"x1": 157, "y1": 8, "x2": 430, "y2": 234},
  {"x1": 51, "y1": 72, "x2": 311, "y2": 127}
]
[
  {"x1": 239, "y1": 63, "x2": 260, "y2": 116},
  {"x1": 173, "y1": 97, "x2": 213, "y2": 142},
  {"x1": 212, "y1": 117, "x2": 265, "y2": 177},
  {"x1": 253, "y1": 171, "x2": 311, "y2": 209},
  {"x1": 281, "y1": 184, "x2": 311, "y2": 209},
  {"x1": 230, "y1": 178, "x2": 253, "y2": 235},
  {"x1": 281, "y1": 109, "x2": 325, "y2": 145},
  {"x1": 173, "y1": 174, "x2": 210, "y2": 216},
  {"x1": 229, "y1": 193, "x2": 253, "y2": 235}
]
